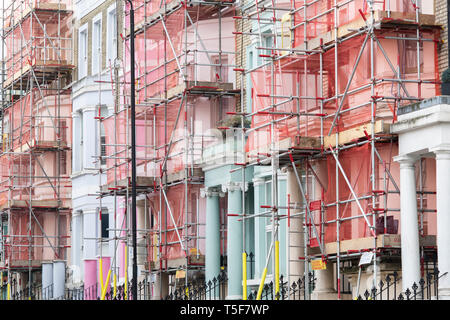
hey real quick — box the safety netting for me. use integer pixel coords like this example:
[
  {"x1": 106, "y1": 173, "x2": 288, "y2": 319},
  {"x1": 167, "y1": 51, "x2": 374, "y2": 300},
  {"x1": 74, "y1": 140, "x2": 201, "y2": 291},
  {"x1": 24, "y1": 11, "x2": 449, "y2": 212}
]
[
  {"x1": 292, "y1": 0, "x2": 417, "y2": 48},
  {"x1": 106, "y1": 4, "x2": 237, "y2": 184},
  {"x1": 3, "y1": 209, "x2": 70, "y2": 266},
  {"x1": 3, "y1": 2, "x2": 72, "y2": 82},
  {"x1": 246, "y1": 29, "x2": 439, "y2": 153},
  {"x1": 0, "y1": 90, "x2": 72, "y2": 206},
  {"x1": 102, "y1": 95, "x2": 221, "y2": 185},
  {"x1": 306, "y1": 142, "x2": 437, "y2": 247},
  {"x1": 146, "y1": 184, "x2": 204, "y2": 264},
  {"x1": 132, "y1": 0, "x2": 178, "y2": 28},
  {"x1": 125, "y1": 8, "x2": 185, "y2": 102}
]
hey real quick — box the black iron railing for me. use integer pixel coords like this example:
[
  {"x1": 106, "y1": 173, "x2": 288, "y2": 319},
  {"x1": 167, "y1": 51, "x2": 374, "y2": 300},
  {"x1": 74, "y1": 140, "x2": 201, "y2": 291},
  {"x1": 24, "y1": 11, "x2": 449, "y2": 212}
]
[
  {"x1": 357, "y1": 269, "x2": 447, "y2": 300},
  {"x1": 166, "y1": 271, "x2": 228, "y2": 300},
  {"x1": 164, "y1": 272, "x2": 316, "y2": 301},
  {"x1": 247, "y1": 273, "x2": 316, "y2": 300},
  {"x1": 0, "y1": 269, "x2": 446, "y2": 300}
]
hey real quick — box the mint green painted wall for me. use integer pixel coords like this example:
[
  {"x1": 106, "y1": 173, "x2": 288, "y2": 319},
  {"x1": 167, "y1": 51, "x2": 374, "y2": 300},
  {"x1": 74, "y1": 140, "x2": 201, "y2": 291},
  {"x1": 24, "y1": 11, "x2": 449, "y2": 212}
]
[
  {"x1": 277, "y1": 177, "x2": 287, "y2": 278},
  {"x1": 253, "y1": 180, "x2": 267, "y2": 278},
  {"x1": 204, "y1": 165, "x2": 254, "y2": 188},
  {"x1": 245, "y1": 187, "x2": 255, "y2": 279},
  {"x1": 203, "y1": 164, "x2": 288, "y2": 284},
  {"x1": 251, "y1": 174, "x2": 287, "y2": 279}
]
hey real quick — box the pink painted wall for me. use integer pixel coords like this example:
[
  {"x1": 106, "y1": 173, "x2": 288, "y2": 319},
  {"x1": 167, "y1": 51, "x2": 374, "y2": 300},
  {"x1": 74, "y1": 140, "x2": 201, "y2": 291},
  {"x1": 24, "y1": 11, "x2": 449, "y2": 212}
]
[
  {"x1": 117, "y1": 198, "x2": 127, "y2": 279},
  {"x1": 185, "y1": 17, "x2": 235, "y2": 86},
  {"x1": 84, "y1": 259, "x2": 97, "y2": 300},
  {"x1": 98, "y1": 256, "x2": 111, "y2": 297}
]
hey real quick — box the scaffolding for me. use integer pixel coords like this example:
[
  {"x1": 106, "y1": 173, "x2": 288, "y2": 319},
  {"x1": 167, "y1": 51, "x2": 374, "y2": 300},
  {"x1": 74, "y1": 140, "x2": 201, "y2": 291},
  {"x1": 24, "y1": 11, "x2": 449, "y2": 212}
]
[
  {"x1": 95, "y1": 0, "x2": 240, "y2": 298},
  {"x1": 233, "y1": 0, "x2": 441, "y2": 299},
  {"x1": 93, "y1": 0, "x2": 443, "y2": 300},
  {"x1": 0, "y1": 0, "x2": 73, "y2": 299}
]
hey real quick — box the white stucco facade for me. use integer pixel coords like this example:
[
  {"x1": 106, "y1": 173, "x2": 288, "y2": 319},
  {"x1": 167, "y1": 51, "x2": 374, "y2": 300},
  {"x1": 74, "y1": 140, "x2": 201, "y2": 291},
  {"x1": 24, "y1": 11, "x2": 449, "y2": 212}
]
[{"x1": 392, "y1": 97, "x2": 450, "y2": 299}]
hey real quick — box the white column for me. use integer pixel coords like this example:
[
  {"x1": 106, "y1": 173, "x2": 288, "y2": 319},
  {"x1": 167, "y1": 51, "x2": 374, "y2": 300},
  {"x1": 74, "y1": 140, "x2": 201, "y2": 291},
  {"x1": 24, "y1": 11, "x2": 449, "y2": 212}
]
[
  {"x1": 53, "y1": 260, "x2": 66, "y2": 299},
  {"x1": 152, "y1": 272, "x2": 169, "y2": 300},
  {"x1": 137, "y1": 199, "x2": 146, "y2": 281},
  {"x1": 311, "y1": 264, "x2": 335, "y2": 300},
  {"x1": 394, "y1": 154, "x2": 421, "y2": 292},
  {"x1": 42, "y1": 262, "x2": 54, "y2": 299},
  {"x1": 71, "y1": 210, "x2": 83, "y2": 282},
  {"x1": 430, "y1": 145, "x2": 450, "y2": 299},
  {"x1": 83, "y1": 210, "x2": 97, "y2": 259},
  {"x1": 286, "y1": 168, "x2": 304, "y2": 281}
]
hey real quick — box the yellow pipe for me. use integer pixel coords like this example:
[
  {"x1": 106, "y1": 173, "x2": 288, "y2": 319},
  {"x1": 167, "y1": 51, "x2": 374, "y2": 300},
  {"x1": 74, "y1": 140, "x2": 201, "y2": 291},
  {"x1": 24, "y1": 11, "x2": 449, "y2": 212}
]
[
  {"x1": 99, "y1": 258, "x2": 104, "y2": 292},
  {"x1": 100, "y1": 270, "x2": 112, "y2": 300},
  {"x1": 242, "y1": 252, "x2": 247, "y2": 300},
  {"x1": 275, "y1": 241, "x2": 280, "y2": 300},
  {"x1": 256, "y1": 268, "x2": 268, "y2": 300},
  {"x1": 125, "y1": 245, "x2": 128, "y2": 300},
  {"x1": 113, "y1": 273, "x2": 117, "y2": 298},
  {"x1": 7, "y1": 283, "x2": 10, "y2": 300}
]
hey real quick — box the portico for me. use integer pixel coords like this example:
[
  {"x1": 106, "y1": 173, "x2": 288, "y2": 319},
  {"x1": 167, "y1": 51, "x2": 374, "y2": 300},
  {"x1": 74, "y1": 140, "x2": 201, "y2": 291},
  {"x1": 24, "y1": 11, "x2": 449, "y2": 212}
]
[{"x1": 391, "y1": 96, "x2": 450, "y2": 298}]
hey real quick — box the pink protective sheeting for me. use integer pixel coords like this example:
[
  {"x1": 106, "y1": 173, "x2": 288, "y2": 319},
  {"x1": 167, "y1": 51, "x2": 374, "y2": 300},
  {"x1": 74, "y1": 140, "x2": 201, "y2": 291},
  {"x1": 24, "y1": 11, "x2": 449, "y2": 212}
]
[
  {"x1": 293, "y1": 0, "x2": 416, "y2": 48},
  {"x1": 84, "y1": 259, "x2": 97, "y2": 300}
]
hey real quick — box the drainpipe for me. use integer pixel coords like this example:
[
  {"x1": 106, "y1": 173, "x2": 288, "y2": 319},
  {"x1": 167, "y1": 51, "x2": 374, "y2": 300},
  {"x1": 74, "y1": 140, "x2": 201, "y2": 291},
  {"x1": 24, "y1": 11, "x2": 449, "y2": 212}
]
[{"x1": 124, "y1": 0, "x2": 137, "y2": 300}]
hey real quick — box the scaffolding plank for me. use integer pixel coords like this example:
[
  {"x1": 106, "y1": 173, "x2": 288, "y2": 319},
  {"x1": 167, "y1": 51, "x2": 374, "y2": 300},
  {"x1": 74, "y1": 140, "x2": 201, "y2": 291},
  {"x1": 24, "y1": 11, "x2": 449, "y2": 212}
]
[
  {"x1": 247, "y1": 136, "x2": 321, "y2": 159},
  {"x1": 293, "y1": 11, "x2": 437, "y2": 54},
  {"x1": 0, "y1": 199, "x2": 69, "y2": 211},
  {"x1": 324, "y1": 120, "x2": 390, "y2": 148},
  {"x1": 164, "y1": 167, "x2": 203, "y2": 184},
  {"x1": 4, "y1": 3, "x2": 68, "y2": 29},
  {"x1": 143, "y1": 80, "x2": 236, "y2": 104},
  {"x1": 13, "y1": 140, "x2": 69, "y2": 153},
  {"x1": 100, "y1": 176, "x2": 155, "y2": 193},
  {"x1": 310, "y1": 234, "x2": 437, "y2": 256},
  {"x1": 3, "y1": 60, "x2": 71, "y2": 89}
]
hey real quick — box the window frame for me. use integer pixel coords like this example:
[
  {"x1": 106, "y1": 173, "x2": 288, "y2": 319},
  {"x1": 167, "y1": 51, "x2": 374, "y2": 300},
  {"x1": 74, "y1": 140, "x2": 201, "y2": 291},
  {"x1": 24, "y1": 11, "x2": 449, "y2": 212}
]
[
  {"x1": 99, "y1": 207, "x2": 109, "y2": 239},
  {"x1": 91, "y1": 13, "x2": 103, "y2": 75},
  {"x1": 78, "y1": 23, "x2": 88, "y2": 79},
  {"x1": 106, "y1": 3, "x2": 118, "y2": 64}
]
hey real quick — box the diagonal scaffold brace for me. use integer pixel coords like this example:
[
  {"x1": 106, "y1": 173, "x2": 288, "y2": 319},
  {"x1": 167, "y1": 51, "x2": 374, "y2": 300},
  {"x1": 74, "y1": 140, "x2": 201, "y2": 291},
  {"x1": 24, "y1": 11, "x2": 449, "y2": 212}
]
[
  {"x1": 329, "y1": 145, "x2": 377, "y2": 238},
  {"x1": 288, "y1": 150, "x2": 325, "y2": 258}
]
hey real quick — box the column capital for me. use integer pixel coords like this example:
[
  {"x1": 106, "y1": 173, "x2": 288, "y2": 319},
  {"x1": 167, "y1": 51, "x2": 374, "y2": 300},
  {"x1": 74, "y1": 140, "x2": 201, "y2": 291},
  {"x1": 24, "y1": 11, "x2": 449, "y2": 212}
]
[
  {"x1": 393, "y1": 154, "x2": 418, "y2": 168},
  {"x1": 221, "y1": 181, "x2": 248, "y2": 193},
  {"x1": 430, "y1": 144, "x2": 450, "y2": 159},
  {"x1": 82, "y1": 106, "x2": 97, "y2": 113},
  {"x1": 200, "y1": 187, "x2": 225, "y2": 198},
  {"x1": 252, "y1": 177, "x2": 265, "y2": 186}
]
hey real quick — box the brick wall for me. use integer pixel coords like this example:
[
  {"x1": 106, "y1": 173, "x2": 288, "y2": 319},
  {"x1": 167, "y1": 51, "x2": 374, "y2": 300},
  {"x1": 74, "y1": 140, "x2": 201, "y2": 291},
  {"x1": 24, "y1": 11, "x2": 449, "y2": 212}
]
[
  {"x1": 234, "y1": 2, "x2": 252, "y2": 113},
  {"x1": 73, "y1": 0, "x2": 124, "y2": 81},
  {"x1": 436, "y1": 0, "x2": 448, "y2": 75}
]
